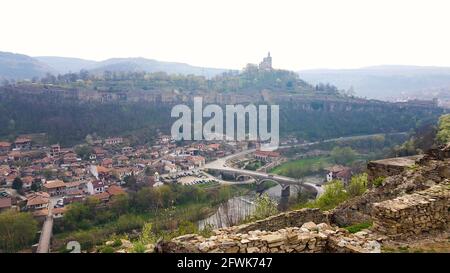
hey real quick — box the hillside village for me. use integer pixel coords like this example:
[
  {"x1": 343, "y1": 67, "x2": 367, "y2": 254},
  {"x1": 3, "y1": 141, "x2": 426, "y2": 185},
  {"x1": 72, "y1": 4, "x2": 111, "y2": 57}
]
[{"x1": 0, "y1": 133, "x2": 252, "y2": 221}]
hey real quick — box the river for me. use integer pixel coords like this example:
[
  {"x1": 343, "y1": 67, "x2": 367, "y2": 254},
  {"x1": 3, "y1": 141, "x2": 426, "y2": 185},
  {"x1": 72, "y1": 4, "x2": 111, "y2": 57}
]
[{"x1": 198, "y1": 175, "x2": 324, "y2": 229}]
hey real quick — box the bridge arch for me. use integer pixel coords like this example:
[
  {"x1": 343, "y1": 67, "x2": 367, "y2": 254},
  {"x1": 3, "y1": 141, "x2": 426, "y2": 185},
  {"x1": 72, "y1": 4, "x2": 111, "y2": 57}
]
[
  {"x1": 235, "y1": 174, "x2": 255, "y2": 181},
  {"x1": 256, "y1": 178, "x2": 287, "y2": 188}
]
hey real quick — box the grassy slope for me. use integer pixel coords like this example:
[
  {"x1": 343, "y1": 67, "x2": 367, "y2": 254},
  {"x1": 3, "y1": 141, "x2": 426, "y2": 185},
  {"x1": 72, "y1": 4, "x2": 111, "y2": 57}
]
[{"x1": 270, "y1": 156, "x2": 332, "y2": 175}]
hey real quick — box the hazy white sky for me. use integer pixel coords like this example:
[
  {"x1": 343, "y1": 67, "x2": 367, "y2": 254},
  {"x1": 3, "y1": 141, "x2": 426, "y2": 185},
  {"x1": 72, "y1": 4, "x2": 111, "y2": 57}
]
[{"x1": 1, "y1": 0, "x2": 450, "y2": 70}]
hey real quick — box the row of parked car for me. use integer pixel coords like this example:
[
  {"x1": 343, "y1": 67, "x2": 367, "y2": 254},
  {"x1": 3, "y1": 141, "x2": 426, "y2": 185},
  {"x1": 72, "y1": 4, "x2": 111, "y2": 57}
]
[
  {"x1": 184, "y1": 179, "x2": 218, "y2": 186},
  {"x1": 166, "y1": 170, "x2": 206, "y2": 180}
]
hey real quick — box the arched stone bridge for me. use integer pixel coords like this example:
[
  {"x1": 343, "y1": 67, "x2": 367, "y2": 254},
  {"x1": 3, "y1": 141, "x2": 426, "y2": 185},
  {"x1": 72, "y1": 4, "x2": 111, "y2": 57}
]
[{"x1": 204, "y1": 166, "x2": 324, "y2": 200}]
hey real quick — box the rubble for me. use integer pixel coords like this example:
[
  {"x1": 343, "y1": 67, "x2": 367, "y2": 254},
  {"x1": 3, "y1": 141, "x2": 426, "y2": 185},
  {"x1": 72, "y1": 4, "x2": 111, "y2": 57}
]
[{"x1": 159, "y1": 217, "x2": 381, "y2": 253}]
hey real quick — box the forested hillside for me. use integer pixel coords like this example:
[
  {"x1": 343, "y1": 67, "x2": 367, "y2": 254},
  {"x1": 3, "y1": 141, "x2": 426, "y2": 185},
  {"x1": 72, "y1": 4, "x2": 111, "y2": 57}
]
[{"x1": 0, "y1": 90, "x2": 442, "y2": 146}]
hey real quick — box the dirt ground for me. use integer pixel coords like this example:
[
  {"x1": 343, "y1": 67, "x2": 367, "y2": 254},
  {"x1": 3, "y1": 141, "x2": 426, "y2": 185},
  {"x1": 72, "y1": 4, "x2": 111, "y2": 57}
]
[{"x1": 382, "y1": 231, "x2": 450, "y2": 253}]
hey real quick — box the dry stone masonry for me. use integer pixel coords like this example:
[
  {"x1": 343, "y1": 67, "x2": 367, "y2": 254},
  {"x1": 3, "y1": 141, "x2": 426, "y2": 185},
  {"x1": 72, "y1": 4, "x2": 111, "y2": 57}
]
[
  {"x1": 159, "y1": 220, "x2": 380, "y2": 253},
  {"x1": 367, "y1": 155, "x2": 422, "y2": 186},
  {"x1": 232, "y1": 208, "x2": 329, "y2": 233},
  {"x1": 372, "y1": 182, "x2": 449, "y2": 239}
]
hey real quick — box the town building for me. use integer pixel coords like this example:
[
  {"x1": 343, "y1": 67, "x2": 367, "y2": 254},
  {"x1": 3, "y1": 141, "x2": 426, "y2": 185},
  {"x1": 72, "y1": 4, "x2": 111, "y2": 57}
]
[
  {"x1": 14, "y1": 137, "x2": 32, "y2": 150},
  {"x1": 26, "y1": 192, "x2": 50, "y2": 210},
  {"x1": 0, "y1": 142, "x2": 11, "y2": 154},
  {"x1": 104, "y1": 137, "x2": 123, "y2": 145},
  {"x1": 52, "y1": 207, "x2": 66, "y2": 219},
  {"x1": 325, "y1": 165, "x2": 352, "y2": 183},
  {"x1": 254, "y1": 150, "x2": 280, "y2": 162},
  {"x1": 86, "y1": 180, "x2": 106, "y2": 195},
  {"x1": 0, "y1": 197, "x2": 12, "y2": 212},
  {"x1": 122, "y1": 146, "x2": 133, "y2": 154},
  {"x1": 42, "y1": 179, "x2": 67, "y2": 196}
]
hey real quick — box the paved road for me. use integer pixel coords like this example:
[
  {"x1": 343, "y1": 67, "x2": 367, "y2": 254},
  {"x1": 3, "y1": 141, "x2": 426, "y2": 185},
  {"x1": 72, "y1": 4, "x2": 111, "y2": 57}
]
[
  {"x1": 35, "y1": 197, "x2": 61, "y2": 253},
  {"x1": 36, "y1": 210, "x2": 53, "y2": 253}
]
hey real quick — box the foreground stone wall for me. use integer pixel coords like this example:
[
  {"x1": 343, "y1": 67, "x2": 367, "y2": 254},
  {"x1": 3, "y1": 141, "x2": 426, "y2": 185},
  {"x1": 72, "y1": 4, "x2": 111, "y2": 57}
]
[
  {"x1": 233, "y1": 208, "x2": 329, "y2": 233},
  {"x1": 372, "y1": 183, "x2": 449, "y2": 239},
  {"x1": 331, "y1": 144, "x2": 449, "y2": 227},
  {"x1": 159, "y1": 222, "x2": 380, "y2": 253}
]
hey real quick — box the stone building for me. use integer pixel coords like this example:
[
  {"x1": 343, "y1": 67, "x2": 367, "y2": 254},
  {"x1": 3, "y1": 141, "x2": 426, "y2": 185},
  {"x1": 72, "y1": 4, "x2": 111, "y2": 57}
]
[{"x1": 259, "y1": 52, "x2": 272, "y2": 70}]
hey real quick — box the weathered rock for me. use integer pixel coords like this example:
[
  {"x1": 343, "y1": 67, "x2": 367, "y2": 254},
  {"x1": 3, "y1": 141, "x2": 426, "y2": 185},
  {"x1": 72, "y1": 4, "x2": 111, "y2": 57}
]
[
  {"x1": 301, "y1": 222, "x2": 318, "y2": 231},
  {"x1": 246, "y1": 247, "x2": 260, "y2": 253},
  {"x1": 120, "y1": 239, "x2": 133, "y2": 249}
]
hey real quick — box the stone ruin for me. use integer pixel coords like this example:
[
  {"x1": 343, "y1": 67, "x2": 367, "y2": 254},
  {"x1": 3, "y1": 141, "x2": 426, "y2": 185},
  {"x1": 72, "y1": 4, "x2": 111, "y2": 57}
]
[
  {"x1": 372, "y1": 183, "x2": 449, "y2": 239},
  {"x1": 158, "y1": 208, "x2": 381, "y2": 253},
  {"x1": 366, "y1": 155, "x2": 422, "y2": 186}
]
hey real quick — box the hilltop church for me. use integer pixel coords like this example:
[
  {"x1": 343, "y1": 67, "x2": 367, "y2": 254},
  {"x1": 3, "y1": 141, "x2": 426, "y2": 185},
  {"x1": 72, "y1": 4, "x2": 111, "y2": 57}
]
[{"x1": 258, "y1": 52, "x2": 273, "y2": 70}]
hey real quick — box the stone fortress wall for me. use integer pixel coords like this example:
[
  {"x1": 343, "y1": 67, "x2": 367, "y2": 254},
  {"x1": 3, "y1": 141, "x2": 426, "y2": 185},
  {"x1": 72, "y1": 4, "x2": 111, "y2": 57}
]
[{"x1": 372, "y1": 182, "x2": 449, "y2": 239}]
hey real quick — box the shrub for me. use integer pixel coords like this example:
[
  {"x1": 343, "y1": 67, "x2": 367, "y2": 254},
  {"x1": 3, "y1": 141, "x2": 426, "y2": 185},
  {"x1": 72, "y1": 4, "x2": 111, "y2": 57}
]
[
  {"x1": 344, "y1": 221, "x2": 373, "y2": 233},
  {"x1": 115, "y1": 214, "x2": 145, "y2": 233},
  {"x1": 199, "y1": 223, "x2": 214, "y2": 238},
  {"x1": 373, "y1": 176, "x2": 385, "y2": 188},
  {"x1": 347, "y1": 173, "x2": 368, "y2": 197},
  {"x1": 100, "y1": 246, "x2": 115, "y2": 253},
  {"x1": 111, "y1": 238, "x2": 122, "y2": 247},
  {"x1": 253, "y1": 194, "x2": 278, "y2": 220},
  {"x1": 132, "y1": 242, "x2": 146, "y2": 253},
  {"x1": 302, "y1": 180, "x2": 348, "y2": 211},
  {"x1": 436, "y1": 114, "x2": 450, "y2": 144}
]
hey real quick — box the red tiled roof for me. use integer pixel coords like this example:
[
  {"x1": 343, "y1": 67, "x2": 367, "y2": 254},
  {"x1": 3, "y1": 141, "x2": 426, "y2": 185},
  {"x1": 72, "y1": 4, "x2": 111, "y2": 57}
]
[
  {"x1": 0, "y1": 142, "x2": 11, "y2": 148},
  {"x1": 32, "y1": 208, "x2": 48, "y2": 217},
  {"x1": 65, "y1": 181, "x2": 83, "y2": 188},
  {"x1": 208, "y1": 143, "x2": 220, "y2": 149},
  {"x1": 96, "y1": 166, "x2": 110, "y2": 174},
  {"x1": 187, "y1": 156, "x2": 205, "y2": 162},
  {"x1": 43, "y1": 179, "x2": 66, "y2": 189},
  {"x1": 22, "y1": 176, "x2": 34, "y2": 185},
  {"x1": 52, "y1": 207, "x2": 66, "y2": 214},
  {"x1": 92, "y1": 192, "x2": 110, "y2": 200},
  {"x1": 107, "y1": 185, "x2": 125, "y2": 196},
  {"x1": 26, "y1": 192, "x2": 50, "y2": 206},
  {"x1": 325, "y1": 165, "x2": 348, "y2": 173},
  {"x1": 0, "y1": 197, "x2": 12, "y2": 209},
  {"x1": 66, "y1": 189, "x2": 83, "y2": 196}
]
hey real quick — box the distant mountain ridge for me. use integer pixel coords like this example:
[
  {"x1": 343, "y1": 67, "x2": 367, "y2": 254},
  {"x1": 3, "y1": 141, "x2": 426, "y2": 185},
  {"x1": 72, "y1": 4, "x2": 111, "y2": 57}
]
[
  {"x1": 88, "y1": 57, "x2": 231, "y2": 77},
  {"x1": 35, "y1": 56, "x2": 97, "y2": 74},
  {"x1": 3, "y1": 50, "x2": 450, "y2": 102},
  {"x1": 0, "y1": 52, "x2": 54, "y2": 80},
  {"x1": 0, "y1": 51, "x2": 233, "y2": 80},
  {"x1": 299, "y1": 65, "x2": 450, "y2": 100}
]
